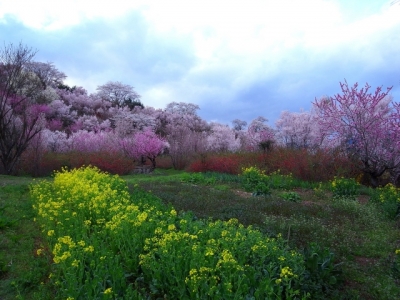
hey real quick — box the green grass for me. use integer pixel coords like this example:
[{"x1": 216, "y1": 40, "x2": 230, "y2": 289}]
[
  {"x1": 1, "y1": 170, "x2": 400, "y2": 299},
  {"x1": 0, "y1": 180, "x2": 53, "y2": 300}
]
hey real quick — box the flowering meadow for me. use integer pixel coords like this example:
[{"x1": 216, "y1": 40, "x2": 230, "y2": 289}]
[{"x1": 30, "y1": 166, "x2": 324, "y2": 299}]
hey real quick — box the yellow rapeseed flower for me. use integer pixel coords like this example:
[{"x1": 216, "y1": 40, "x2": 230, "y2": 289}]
[
  {"x1": 84, "y1": 245, "x2": 94, "y2": 253},
  {"x1": 280, "y1": 266, "x2": 294, "y2": 278},
  {"x1": 71, "y1": 259, "x2": 79, "y2": 267}
]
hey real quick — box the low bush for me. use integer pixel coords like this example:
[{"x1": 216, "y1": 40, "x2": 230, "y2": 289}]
[
  {"x1": 280, "y1": 191, "x2": 301, "y2": 203},
  {"x1": 301, "y1": 243, "x2": 343, "y2": 298}
]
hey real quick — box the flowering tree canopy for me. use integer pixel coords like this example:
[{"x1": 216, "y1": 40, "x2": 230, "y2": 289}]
[{"x1": 313, "y1": 80, "x2": 399, "y2": 186}]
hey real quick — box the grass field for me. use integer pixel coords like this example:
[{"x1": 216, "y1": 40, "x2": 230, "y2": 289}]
[{"x1": 1, "y1": 169, "x2": 400, "y2": 299}]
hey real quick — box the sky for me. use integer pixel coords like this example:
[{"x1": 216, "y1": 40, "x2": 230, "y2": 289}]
[{"x1": 1, "y1": 0, "x2": 400, "y2": 126}]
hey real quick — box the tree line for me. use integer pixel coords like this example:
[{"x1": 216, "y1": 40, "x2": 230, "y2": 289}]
[{"x1": 1, "y1": 42, "x2": 399, "y2": 186}]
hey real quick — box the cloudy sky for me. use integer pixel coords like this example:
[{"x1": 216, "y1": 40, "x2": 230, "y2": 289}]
[{"x1": 1, "y1": 0, "x2": 399, "y2": 126}]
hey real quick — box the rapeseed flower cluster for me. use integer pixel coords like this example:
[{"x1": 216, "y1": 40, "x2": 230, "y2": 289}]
[
  {"x1": 241, "y1": 166, "x2": 270, "y2": 195},
  {"x1": 31, "y1": 166, "x2": 310, "y2": 299},
  {"x1": 370, "y1": 183, "x2": 400, "y2": 219},
  {"x1": 330, "y1": 176, "x2": 360, "y2": 200},
  {"x1": 139, "y1": 216, "x2": 307, "y2": 299}
]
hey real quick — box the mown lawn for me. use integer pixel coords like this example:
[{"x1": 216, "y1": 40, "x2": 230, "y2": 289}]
[{"x1": 1, "y1": 169, "x2": 400, "y2": 299}]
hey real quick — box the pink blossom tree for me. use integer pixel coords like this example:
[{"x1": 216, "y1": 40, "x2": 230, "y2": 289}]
[{"x1": 313, "y1": 80, "x2": 399, "y2": 186}]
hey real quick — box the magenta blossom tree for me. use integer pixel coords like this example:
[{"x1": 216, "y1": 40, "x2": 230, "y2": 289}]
[
  {"x1": 313, "y1": 80, "x2": 399, "y2": 187},
  {"x1": 134, "y1": 129, "x2": 168, "y2": 169},
  {"x1": 121, "y1": 129, "x2": 168, "y2": 169}
]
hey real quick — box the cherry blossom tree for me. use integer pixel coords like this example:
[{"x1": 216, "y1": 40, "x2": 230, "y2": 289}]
[
  {"x1": 96, "y1": 81, "x2": 142, "y2": 109},
  {"x1": 206, "y1": 122, "x2": 240, "y2": 152},
  {"x1": 42, "y1": 129, "x2": 70, "y2": 153},
  {"x1": 68, "y1": 130, "x2": 120, "y2": 153},
  {"x1": 246, "y1": 117, "x2": 276, "y2": 152},
  {"x1": 275, "y1": 110, "x2": 324, "y2": 150},
  {"x1": 161, "y1": 102, "x2": 209, "y2": 168},
  {"x1": 45, "y1": 99, "x2": 76, "y2": 131},
  {"x1": 232, "y1": 119, "x2": 247, "y2": 132},
  {"x1": 112, "y1": 106, "x2": 156, "y2": 136},
  {"x1": 26, "y1": 61, "x2": 66, "y2": 89},
  {"x1": 313, "y1": 80, "x2": 399, "y2": 186}
]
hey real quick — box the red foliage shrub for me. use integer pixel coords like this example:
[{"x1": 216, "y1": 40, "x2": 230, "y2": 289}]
[
  {"x1": 187, "y1": 153, "x2": 258, "y2": 174},
  {"x1": 260, "y1": 148, "x2": 358, "y2": 182},
  {"x1": 68, "y1": 151, "x2": 135, "y2": 175},
  {"x1": 18, "y1": 151, "x2": 70, "y2": 177},
  {"x1": 155, "y1": 155, "x2": 174, "y2": 169},
  {"x1": 187, "y1": 148, "x2": 358, "y2": 182},
  {"x1": 18, "y1": 151, "x2": 135, "y2": 176}
]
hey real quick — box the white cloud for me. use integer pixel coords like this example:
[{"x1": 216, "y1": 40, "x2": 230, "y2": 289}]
[{"x1": 0, "y1": 0, "x2": 145, "y2": 30}]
